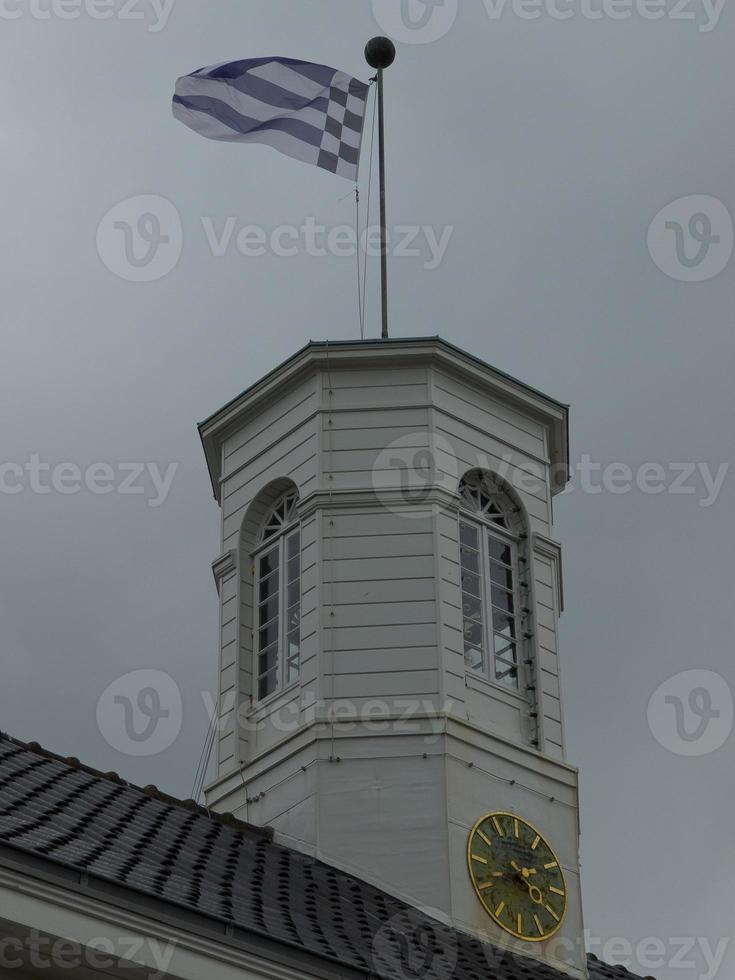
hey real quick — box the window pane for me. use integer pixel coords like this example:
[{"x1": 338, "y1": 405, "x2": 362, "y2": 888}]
[
  {"x1": 494, "y1": 639, "x2": 517, "y2": 665},
  {"x1": 287, "y1": 532, "x2": 300, "y2": 559},
  {"x1": 286, "y1": 531, "x2": 301, "y2": 684},
  {"x1": 286, "y1": 632, "x2": 300, "y2": 679},
  {"x1": 485, "y1": 501, "x2": 504, "y2": 521},
  {"x1": 460, "y1": 545, "x2": 480, "y2": 574},
  {"x1": 259, "y1": 569, "x2": 278, "y2": 603},
  {"x1": 259, "y1": 622, "x2": 278, "y2": 651},
  {"x1": 461, "y1": 571, "x2": 481, "y2": 598},
  {"x1": 492, "y1": 610, "x2": 516, "y2": 639},
  {"x1": 464, "y1": 643, "x2": 483, "y2": 672},
  {"x1": 495, "y1": 653, "x2": 517, "y2": 672},
  {"x1": 460, "y1": 522, "x2": 485, "y2": 675},
  {"x1": 258, "y1": 670, "x2": 277, "y2": 699},
  {"x1": 259, "y1": 547, "x2": 279, "y2": 578},
  {"x1": 262, "y1": 520, "x2": 279, "y2": 541},
  {"x1": 258, "y1": 644, "x2": 278, "y2": 674},
  {"x1": 460, "y1": 523, "x2": 479, "y2": 548},
  {"x1": 489, "y1": 560, "x2": 513, "y2": 591},
  {"x1": 495, "y1": 658, "x2": 519, "y2": 688},
  {"x1": 458, "y1": 515, "x2": 522, "y2": 690},
  {"x1": 491, "y1": 587, "x2": 514, "y2": 616},
  {"x1": 494, "y1": 635, "x2": 516, "y2": 658},
  {"x1": 256, "y1": 521, "x2": 301, "y2": 701},
  {"x1": 287, "y1": 605, "x2": 301, "y2": 633},
  {"x1": 488, "y1": 537, "x2": 512, "y2": 567},
  {"x1": 463, "y1": 620, "x2": 483, "y2": 648},
  {"x1": 494, "y1": 624, "x2": 518, "y2": 688},
  {"x1": 258, "y1": 594, "x2": 279, "y2": 627},
  {"x1": 462, "y1": 593, "x2": 482, "y2": 623}
]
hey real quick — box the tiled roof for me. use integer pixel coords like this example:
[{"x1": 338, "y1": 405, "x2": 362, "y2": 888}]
[{"x1": 0, "y1": 733, "x2": 647, "y2": 980}]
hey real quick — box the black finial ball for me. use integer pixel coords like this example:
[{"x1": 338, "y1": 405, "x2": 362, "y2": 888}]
[{"x1": 365, "y1": 36, "x2": 396, "y2": 70}]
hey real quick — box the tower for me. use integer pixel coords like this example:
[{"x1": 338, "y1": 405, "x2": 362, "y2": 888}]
[{"x1": 200, "y1": 337, "x2": 583, "y2": 976}]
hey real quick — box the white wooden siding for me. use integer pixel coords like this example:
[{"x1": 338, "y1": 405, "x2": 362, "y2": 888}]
[
  {"x1": 319, "y1": 508, "x2": 439, "y2": 709},
  {"x1": 223, "y1": 430, "x2": 317, "y2": 543},
  {"x1": 212, "y1": 355, "x2": 566, "y2": 775},
  {"x1": 432, "y1": 368, "x2": 547, "y2": 452},
  {"x1": 224, "y1": 378, "x2": 318, "y2": 475},
  {"x1": 215, "y1": 375, "x2": 320, "y2": 771},
  {"x1": 534, "y1": 552, "x2": 565, "y2": 757}
]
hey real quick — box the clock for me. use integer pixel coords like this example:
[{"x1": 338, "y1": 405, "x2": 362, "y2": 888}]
[{"x1": 467, "y1": 811, "x2": 567, "y2": 941}]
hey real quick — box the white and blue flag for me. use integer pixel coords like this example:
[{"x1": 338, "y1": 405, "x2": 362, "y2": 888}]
[{"x1": 173, "y1": 57, "x2": 370, "y2": 182}]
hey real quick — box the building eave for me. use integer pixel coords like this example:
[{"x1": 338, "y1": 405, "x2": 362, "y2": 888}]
[{"x1": 0, "y1": 856, "x2": 359, "y2": 980}]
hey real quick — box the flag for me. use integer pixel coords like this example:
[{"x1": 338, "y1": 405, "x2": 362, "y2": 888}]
[{"x1": 173, "y1": 57, "x2": 370, "y2": 182}]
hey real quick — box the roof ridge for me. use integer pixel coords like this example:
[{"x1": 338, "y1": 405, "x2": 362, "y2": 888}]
[{"x1": 0, "y1": 730, "x2": 272, "y2": 843}]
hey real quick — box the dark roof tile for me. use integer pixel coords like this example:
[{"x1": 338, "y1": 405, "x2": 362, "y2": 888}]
[{"x1": 0, "y1": 732, "x2": 648, "y2": 980}]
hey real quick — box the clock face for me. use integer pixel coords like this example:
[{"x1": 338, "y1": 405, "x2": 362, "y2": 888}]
[{"x1": 467, "y1": 811, "x2": 567, "y2": 942}]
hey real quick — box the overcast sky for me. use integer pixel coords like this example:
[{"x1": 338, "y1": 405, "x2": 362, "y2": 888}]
[{"x1": 1, "y1": 2, "x2": 733, "y2": 979}]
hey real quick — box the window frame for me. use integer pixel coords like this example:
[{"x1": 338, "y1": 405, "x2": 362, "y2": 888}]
[
  {"x1": 458, "y1": 509, "x2": 524, "y2": 692},
  {"x1": 252, "y1": 495, "x2": 301, "y2": 703}
]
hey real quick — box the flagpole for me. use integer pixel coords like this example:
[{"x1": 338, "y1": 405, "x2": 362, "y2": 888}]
[{"x1": 365, "y1": 37, "x2": 396, "y2": 341}]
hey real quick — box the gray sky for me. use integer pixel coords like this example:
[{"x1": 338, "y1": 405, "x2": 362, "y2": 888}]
[{"x1": 1, "y1": 3, "x2": 733, "y2": 979}]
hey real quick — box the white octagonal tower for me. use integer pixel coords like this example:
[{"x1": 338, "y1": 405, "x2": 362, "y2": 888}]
[{"x1": 200, "y1": 337, "x2": 584, "y2": 977}]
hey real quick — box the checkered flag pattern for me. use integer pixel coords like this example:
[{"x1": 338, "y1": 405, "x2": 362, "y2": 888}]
[
  {"x1": 173, "y1": 57, "x2": 370, "y2": 182},
  {"x1": 317, "y1": 73, "x2": 370, "y2": 180}
]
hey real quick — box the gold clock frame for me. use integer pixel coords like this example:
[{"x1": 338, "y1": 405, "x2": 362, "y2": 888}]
[{"x1": 466, "y1": 810, "x2": 568, "y2": 942}]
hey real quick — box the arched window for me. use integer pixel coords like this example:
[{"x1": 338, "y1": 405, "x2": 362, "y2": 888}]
[
  {"x1": 458, "y1": 471, "x2": 523, "y2": 690},
  {"x1": 253, "y1": 490, "x2": 301, "y2": 700}
]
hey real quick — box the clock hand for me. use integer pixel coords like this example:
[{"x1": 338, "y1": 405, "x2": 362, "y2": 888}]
[
  {"x1": 526, "y1": 884, "x2": 544, "y2": 905},
  {"x1": 510, "y1": 862, "x2": 545, "y2": 905},
  {"x1": 511, "y1": 861, "x2": 538, "y2": 878}
]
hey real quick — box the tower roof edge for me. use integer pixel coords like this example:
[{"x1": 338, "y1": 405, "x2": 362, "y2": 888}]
[{"x1": 198, "y1": 337, "x2": 570, "y2": 502}]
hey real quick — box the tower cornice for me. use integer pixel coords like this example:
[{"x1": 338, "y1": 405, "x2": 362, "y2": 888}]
[{"x1": 199, "y1": 337, "x2": 570, "y2": 502}]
